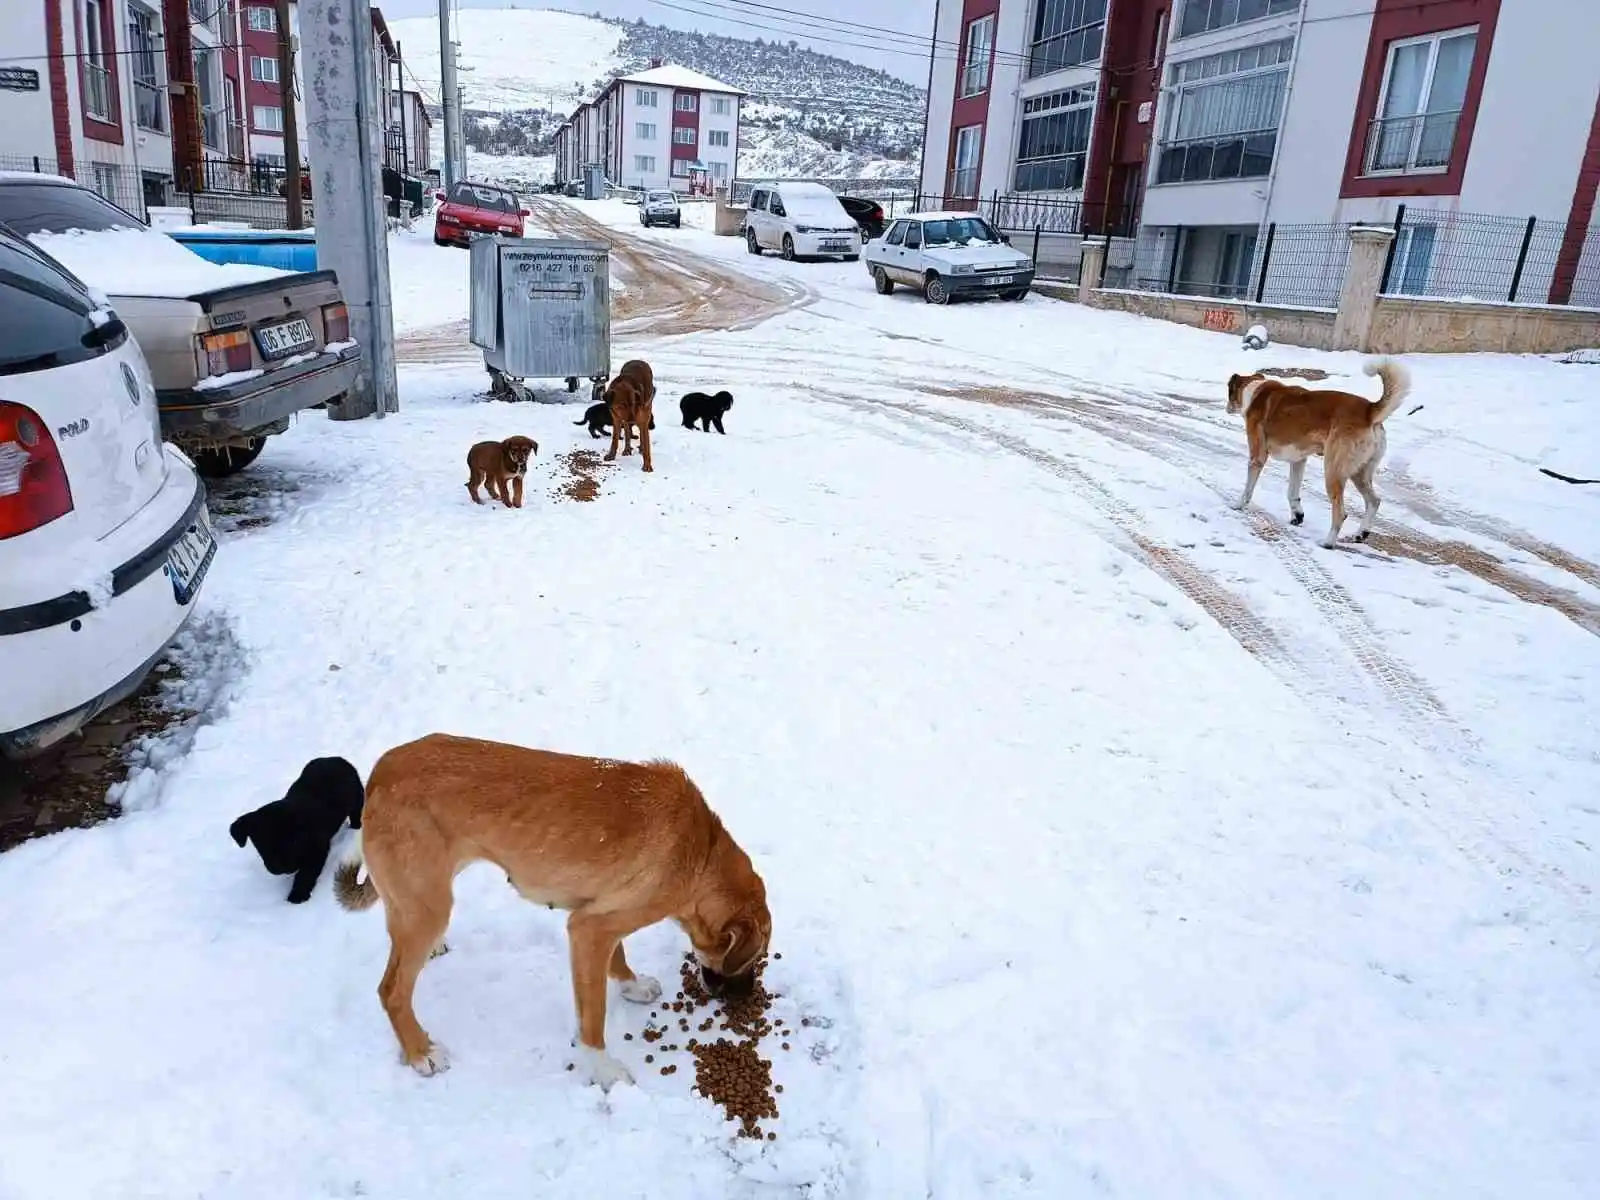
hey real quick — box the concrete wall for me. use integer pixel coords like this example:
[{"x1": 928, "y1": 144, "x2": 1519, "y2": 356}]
[{"x1": 919, "y1": 0, "x2": 961, "y2": 199}]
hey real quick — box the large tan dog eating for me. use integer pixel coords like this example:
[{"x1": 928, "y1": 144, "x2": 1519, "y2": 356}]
[{"x1": 334, "y1": 734, "x2": 770, "y2": 1089}]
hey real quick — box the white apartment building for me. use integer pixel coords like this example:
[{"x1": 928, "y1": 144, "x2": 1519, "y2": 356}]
[
  {"x1": 552, "y1": 63, "x2": 744, "y2": 193},
  {"x1": 921, "y1": 0, "x2": 1600, "y2": 306}
]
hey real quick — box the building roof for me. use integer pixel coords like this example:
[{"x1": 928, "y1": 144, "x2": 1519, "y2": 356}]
[{"x1": 613, "y1": 64, "x2": 746, "y2": 96}]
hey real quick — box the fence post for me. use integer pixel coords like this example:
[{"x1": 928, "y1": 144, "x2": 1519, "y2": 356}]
[
  {"x1": 1379, "y1": 203, "x2": 1405, "y2": 293},
  {"x1": 1507, "y1": 215, "x2": 1537, "y2": 303},
  {"x1": 1165, "y1": 227, "x2": 1183, "y2": 294},
  {"x1": 1079, "y1": 236, "x2": 1108, "y2": 305},
  {"x1": 1032, "y1": 225, "x2": 1041, "y2": 266},
  {"x1": 1253, "y1": 223, "x2": 1276, "y2": 304},
  {"x1": 1333, "y1": 224, "x2": 1397, "y2": 352},
  {"x1": 186, "y1": 170, "x2": 197, "y2": 225}
]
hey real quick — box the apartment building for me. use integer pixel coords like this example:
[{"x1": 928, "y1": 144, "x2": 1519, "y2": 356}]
[
  {"x1": 921, "y1": 0, "x2": 1600, "y2": 303},
  {"x1": 239, "y1": 1, "x2": 307, "y2": 167},
  {"x1": 552, "y1": 62, "x2": 744, "y2": 193}
]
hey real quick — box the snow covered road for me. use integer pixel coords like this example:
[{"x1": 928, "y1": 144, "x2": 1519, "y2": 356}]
[{"x1": 1, "y1": 203, "x2": 1597, "y2": 1199}]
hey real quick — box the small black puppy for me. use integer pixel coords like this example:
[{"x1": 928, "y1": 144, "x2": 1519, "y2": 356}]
[
  {"x1": 230, "y1": 756, "x2": 364, "y2": 903},
  {"x1": 574, "y1": 401, "x2": 655, "y2": 440},
  {"x1": 680, "y1": 390, "x2": 734, "y2": 434}
]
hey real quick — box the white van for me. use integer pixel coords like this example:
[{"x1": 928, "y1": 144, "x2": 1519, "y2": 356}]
[{"x1": 743, "y1": 182, "x2": 862, "y2": 262}]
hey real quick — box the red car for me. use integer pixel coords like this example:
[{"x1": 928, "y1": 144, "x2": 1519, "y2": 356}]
[{"x1": 433, "y1": 181, "x2": 528, "y2": 247}]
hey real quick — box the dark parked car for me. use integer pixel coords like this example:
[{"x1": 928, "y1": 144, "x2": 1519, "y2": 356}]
[{"x1": 837, "y1": 195, "x2": 887, "y2": 241}]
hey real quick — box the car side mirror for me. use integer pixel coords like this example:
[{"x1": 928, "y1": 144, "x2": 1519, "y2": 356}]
[
  {"x1": 1000, "y1": 233, "x2": 1011, "y2": 244},
  {"x1": 520, "y1": 208, "x2": 531, "y2": 217},
  {"x1": 434, "y1": 190, "x2": 445, "y2": 201}
]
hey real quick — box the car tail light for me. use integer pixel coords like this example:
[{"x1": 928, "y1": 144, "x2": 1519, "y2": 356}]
[
  {"x1": 0, "y1": 401, "x2": 74, "y2": 540},
  {"x1": 197, "y1": 329, "x2": 252, "y2": 377},
  {"x1": 323, "y1": 302, "x2": 350, "y2": 344}
]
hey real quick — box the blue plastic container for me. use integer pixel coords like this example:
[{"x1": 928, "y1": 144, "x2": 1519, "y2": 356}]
[{"x1": 168, "y1": 228, "x2": 319, "y2": 272}]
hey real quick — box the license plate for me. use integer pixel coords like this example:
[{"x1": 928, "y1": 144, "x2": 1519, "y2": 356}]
[
  {"x1": 164, "y1": 509, "x2": 217, "y2": 606},
  {"x1": 989, "y1": 275, "x2": 1015, "y2": 286},
  {"x1": 256, "y1": 317, "x2": 315, "y2": 360},
  {"x1": 821, "y1": 241, "x2": 848, "y2": 251}
]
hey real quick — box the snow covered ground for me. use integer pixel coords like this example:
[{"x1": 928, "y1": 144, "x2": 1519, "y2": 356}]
[{"x1": 2, "y1": 203, "x2": 1598, "y2": 1199}]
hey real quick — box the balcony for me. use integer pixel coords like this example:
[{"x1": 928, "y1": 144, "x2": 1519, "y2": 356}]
[
  {"x1": 947, "y1": 167, "x2": 978, "y2": 200},
  {"x1": 202, "y1": 107, "x2": 227, "y2": 151},
  {"x1": 189, "y1": 0, "x2": 218, "y2": 32},
  {"x1": 134, "y1": 79, "x2": 166, "y2": 132},
  {"x1": 82, "y1": 62, "x2": 112, "y2": 121},
  {"x1": 1363, "y1": 111, "x2": 1460, "y2": 175}
]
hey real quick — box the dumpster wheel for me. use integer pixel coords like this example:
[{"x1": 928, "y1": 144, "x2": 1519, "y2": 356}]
[{"x1": 591, "y1": 375, "x2": 606, "y2": 405}]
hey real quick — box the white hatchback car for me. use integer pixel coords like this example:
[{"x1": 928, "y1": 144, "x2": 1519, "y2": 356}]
[
  {"x1": 743, "y1": 182, "x2": 862, "y2": 262},
  {"x1": 864, "y1": 212, "x2": 1036, "y2": 304},
  {"x1": 639, "y1": 189, "x2": 682, "y2": 228},
  {"x1": 0, "y1": 229, "x2": 216, "y2": 759}
]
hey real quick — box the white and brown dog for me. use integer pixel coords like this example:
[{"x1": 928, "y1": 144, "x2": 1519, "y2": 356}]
[{"x1": 1226, "y1": 359, "x2": 1411, "y2": 548}]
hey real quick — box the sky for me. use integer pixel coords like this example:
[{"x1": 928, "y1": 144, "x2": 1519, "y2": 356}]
[{"x1": 375, "y1": 0, "x2": 940, "y2": 82}]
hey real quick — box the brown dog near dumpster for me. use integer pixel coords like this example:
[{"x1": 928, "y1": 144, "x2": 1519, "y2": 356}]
[
  {"x1": 333, "y1": 733, "x2": 772, "y2": 1090},
  {"x1": 603, "y1": 359, "x2": 655, "y2": 472},
  {"x1": 465, "y1": 435, "x2": 538, "y2": 508}
]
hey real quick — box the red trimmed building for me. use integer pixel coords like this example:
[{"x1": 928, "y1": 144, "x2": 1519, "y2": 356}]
[{"x1": 920, "y1": 0, "x2": 1600, "y2": 304}]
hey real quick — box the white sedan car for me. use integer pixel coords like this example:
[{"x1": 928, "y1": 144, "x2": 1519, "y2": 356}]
[
  {"x1": 864, "y1": 212, "x2": 1036, "y2": 304},
  {"x1": 0, "y1": 229, "x2": 216, "y2": 759}
]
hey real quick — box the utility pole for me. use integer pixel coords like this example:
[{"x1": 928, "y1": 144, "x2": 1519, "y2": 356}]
[
  {"x1": 298, "y1": 0, "x2": 399, "y2": 420},
  {"x1": 274, "y1": 0, "x2": 304, "y2": 229},
  {"x1": 439, "y1": 0, "x2": 459, "y2": 188}
]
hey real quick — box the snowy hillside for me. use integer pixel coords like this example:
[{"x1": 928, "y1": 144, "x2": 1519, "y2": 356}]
[{"x1": 388, "y1": 8, "x2": 922, "y2": 186}]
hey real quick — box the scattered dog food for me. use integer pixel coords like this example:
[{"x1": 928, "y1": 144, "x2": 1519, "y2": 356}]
[{"x1": 677, "y1": 951, "x2": 783, "y2": 1139}]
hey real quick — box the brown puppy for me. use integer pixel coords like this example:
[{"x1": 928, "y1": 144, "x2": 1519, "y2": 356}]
[
  {"x1": 602, "y1": 359, "x2": 655, "y2": 472},
  {"x1": 334, "y1": 733, "x2": 771, "y2": 1090},
  {"x1": 1226, "y1": 358, "x2": 1410, "y2": 548},
  {"x1": 465, "y1": 436, "x2": 538, "y2": 508}
]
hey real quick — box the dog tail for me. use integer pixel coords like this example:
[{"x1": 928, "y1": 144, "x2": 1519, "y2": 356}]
[
  {"x1": 332, "y1": 831, "x2": 381, "y2": 912},
  {"x1": 1363, "y1": 358, "x2": 1411, "y2": 425},
  {"x1": 573, "y1": 416, "x2": 589, "y2": 425}
]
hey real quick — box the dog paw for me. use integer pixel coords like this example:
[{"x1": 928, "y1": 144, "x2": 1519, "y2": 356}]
[
  {"x1": 1233, "y1": 499, "x2": 1250, "y2": 512},
  {"x1": 429, "y1": 940, "x2": 452, "y2": 960},
  {"x1": 1320, "y1": 537, "x2": 1339, "y2": 549},
  {"x1": 574, "y1": 1045, "x2": 634, "y2": 1091},
  {"x1": 408, "y1": 1043, "x2": 451, "y2": 1076},
  {"x1": 618, "y1": 975, "x2": 662, "y2": 1004},
  {"x1": 1354, "y1": 530, "x2": 1370, "y2": 542},
  {"x1": 1290, "y1": 512, "x2": 1305, "y2": 526}
]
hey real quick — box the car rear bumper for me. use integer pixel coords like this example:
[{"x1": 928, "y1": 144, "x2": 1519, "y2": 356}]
[
  {"x1": 947, "y1": 269, "x2": 1035, "y2": 295},
  {"x1": 0, "y1": 450, "x2": 212, "y2": 758},
  {"x1": 157, "y1": 345, "x2": 362, "y2": 439},
  {"x1": 436, "y1": 223, "x2": 521, "y2": 244},
  {"x1": 793, "y1": 232, "x2": 862, "y2": 257}
]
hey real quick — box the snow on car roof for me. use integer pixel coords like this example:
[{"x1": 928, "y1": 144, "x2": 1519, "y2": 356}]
[
  {"x1": 0, "y1": 170, "x2": 79, "y2": 187},
  {"x1": 29, "y1": 228, "x2": 291, "y2": 299}
]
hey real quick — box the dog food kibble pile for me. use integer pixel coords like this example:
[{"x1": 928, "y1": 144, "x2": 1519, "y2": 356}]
[{"x1": 628, "y1": 951, "x2": 787, "y2": 1139}]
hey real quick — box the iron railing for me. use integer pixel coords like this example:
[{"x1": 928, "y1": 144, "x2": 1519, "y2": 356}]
[
  {"x1": 1363, "y1": 111, "x2": 1460, "y2": 175},
  {"x1": 913, "y1": 190, "x2": 1136, "y2": 239},
  {"x1": 133, "y1": 78, "x2": 165, "y2": 131},
  {"x1": 82, "y1": 62, "x2": 112, "y2": 120}
]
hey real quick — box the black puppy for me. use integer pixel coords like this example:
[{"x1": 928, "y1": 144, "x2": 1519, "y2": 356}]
[
  {"x1": 680, "y1": 390, "x2": 734, "y2": 434},
  {"x1": 230, "y1": 756, "x2": 364, "y2": 903},
  {"x1": 574, "y1": 401, "x2": 655, "y2": 440}
]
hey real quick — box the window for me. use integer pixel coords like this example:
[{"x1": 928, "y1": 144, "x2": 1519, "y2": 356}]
[
  {"x1": 904, "y1": 223, "x2": 922, "y2": 250},
  {"x1": 1013, "y1": 84, "x2": 1095, "y2": 192},
  {"x1": 949, "y1": 125, "x2": 982, "y2": 197},
  {"x1": 961, "y1": 15, "x2": 995, "y2": 96},
  {"x1": 1173, "y1": 225, "x2": 1258, "y2": 298},
  {"x1": 127, "y1": 3, "x2": 165, "y2": 132},
  {"x1": 246, "y1": 5, "x2": 276, "y2": 32},
  {"x1": 672, "y1": 160, "x2": 690, "y2": 176},
  {"x1": 635, "y1": 88, "x2": 658, "y2": 107},
  {"x1": 250, "y1": 56, "x2": 279, "y2": 84},
  {"x1": 706, "y1": 129, "x2": 730, "y2": 148},
  {"x1": 633, "y1": 154, "x2": 656, "y2": 173},
  {"x1": 1177, "y1": 0, "x2": 1298, "y2": 39},
  {"x1": 636, "y1": 122, "x2": 656, "y2": 139},
  {"x1": 749, "y1": 189, "x2": 768, "y2": 211},
  {"x1": 253, "y1": 104, "x2": 284, "y2": 132},
  {"x1": 446, "y1": 183, "x2": 517, "y2": 211},
  {"x1": 194, "y1": 47, "x2": 224, "y2": 148},
  {"x1": 1029, "y1": 0, "x2": 1107, "y2": 80},
  {"x1": 1364, "y1": 28, "x2": 1477, "y2": 174},
  {"x1": 883, "y1": 220, "x2": 907, "y2": 246},
  {"x1": 675, "y1": 93, "x2": 698, "y2": 112},
  {"x1": 673, "y1": 127, "x2": 695, "y2": 144},
  {"x1": 710, "y1": 95, "x2": 732, "y2": 115},
  {"x1": 81, "y1": 0, "x2": 112, "y2": 121},
  {"x1": 1155, "y1": 39, "x2": 1291, "y2": 183},
  {"x1": 708, "y1": 161, "x2": 728, "y2": 179},
  {"x1": 1385, "y1": 222, "x2": 1436, "y2": 294},
  {"x1": 0, "y1": 235, "x2": 122, "y2": 379}
]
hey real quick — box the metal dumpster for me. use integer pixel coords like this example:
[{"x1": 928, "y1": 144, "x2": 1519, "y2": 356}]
[{"x1": 469, "y1": 234, "x2": 611, "y2": 403}]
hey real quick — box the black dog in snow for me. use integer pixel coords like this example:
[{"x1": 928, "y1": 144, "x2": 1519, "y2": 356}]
[
  {"x1": 679, "y1": 390, "x2": 734, "y2": 434},
  {"x1": 229, "y1": 756, "x2": 364, "y2": 903},
  {"x1": 574, "y1": 401, "x2": 655, "y2": 440}
]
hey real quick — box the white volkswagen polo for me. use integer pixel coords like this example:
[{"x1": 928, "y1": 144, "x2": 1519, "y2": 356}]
[{"x1": 0, "y1": 228, "x2": 216, "y2": 759}]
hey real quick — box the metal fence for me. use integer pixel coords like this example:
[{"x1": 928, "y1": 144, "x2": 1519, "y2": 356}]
[
  {"x1": 0, "y1": 153, "x2": 158, "y2": 221},
  {"x1": 1117, "y1": 206, "x2": 1600, "y2": 311},
  {"x1": 910, "y1": 191, "x2": 1137, "y2": 239}
]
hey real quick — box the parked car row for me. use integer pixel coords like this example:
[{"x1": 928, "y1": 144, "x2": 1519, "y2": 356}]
[{"x1": 0, "y1": 171, "x2": 365, "y2": 761}]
